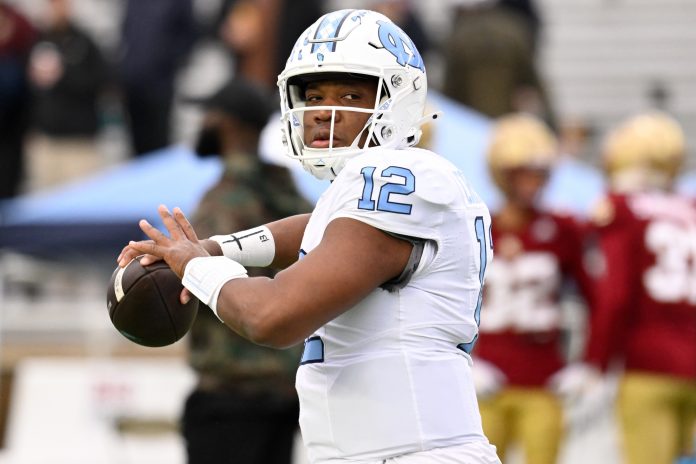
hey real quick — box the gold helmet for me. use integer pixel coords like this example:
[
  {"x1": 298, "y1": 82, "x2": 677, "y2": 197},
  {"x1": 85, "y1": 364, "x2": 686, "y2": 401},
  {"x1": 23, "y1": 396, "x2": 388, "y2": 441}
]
[
  {"x1": 602, "y1": 110, "x2": 685, "y2": 192},
  {"x1": 487, "y1": 113, "x2": 558, "y2": 192}
]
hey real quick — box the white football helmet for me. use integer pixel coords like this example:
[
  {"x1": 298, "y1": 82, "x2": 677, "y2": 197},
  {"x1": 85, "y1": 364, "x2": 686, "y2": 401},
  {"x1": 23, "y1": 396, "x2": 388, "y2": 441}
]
[{"x1": 277, "y1": 9, "x2": 431, "y2": 180}]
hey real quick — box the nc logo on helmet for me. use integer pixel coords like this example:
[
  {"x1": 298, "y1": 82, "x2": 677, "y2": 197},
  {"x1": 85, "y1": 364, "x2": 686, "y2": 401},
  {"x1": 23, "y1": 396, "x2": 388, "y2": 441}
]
[{"x1": 376, "y1": 20, "x2": 424, "y2": 72}]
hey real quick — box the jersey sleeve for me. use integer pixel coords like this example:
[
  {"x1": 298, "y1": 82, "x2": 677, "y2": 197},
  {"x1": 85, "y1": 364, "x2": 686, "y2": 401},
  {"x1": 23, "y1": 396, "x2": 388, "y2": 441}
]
[
  {"x1": 557, "y1": 214, "x2": 596, "y2": 308},
  {"x1": 322, "y1": 150, "x2": 458, "y2": 241},
  {"x1": 584, "y1": 195, "x2": 639, "y2": 370}
]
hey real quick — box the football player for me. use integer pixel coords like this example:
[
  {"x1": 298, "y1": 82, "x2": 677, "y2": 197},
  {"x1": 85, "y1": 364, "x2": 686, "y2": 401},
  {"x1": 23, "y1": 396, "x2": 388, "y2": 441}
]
[
  {"x1": 472, "y1": 113, "x2": 594, "y2": 464},
  {"x1": 553, "y1": 111, "x2": 696, "y2": 464},
  {"x1": 118, "y1": 9, "x2": 502, "y2": 464}
]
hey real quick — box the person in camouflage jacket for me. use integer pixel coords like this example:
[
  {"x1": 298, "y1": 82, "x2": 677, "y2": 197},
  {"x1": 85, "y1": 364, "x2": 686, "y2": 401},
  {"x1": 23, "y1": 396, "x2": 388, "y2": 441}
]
[{"x1": 182, "y1": 77, "x2": 312, "y2": 464}]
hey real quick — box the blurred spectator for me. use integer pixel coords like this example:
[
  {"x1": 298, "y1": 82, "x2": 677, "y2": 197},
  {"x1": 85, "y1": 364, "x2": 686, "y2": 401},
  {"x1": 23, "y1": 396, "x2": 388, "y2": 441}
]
[
  {"x1": 24, "y1": 0, "x2": 108, "y2": 191},
  {"x1": 217, "y1": 0, "x2": 321, "y2": 89},
  {"x1": 499, "y1": 0, "x2": 542, "y2": 50},
  {"x1": 442, "y1": 0, "x2": 555, "y2": 127},
  {"x1": 0, "y1": 2, "x2": 35, "y2": 199},
  {"x1": 369, "y1": 0, "x2": 430, "y2": 57},
  {"x1": 118, "y1": 0, "x2": 196, "y2": 156},
  {"x1": 182, "y1": 77, "x2": 311, "y2": 464},
  {"x1": 474, "y1": 113, "x2": 593, "y2": 464},
  {"x1": 553, "y1": 111, "x2": 696, "y2": 464}
]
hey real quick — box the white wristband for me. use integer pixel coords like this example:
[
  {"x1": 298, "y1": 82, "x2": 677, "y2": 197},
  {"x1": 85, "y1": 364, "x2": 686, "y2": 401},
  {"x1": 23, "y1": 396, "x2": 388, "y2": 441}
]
[
  {"x1": 209, "y1": 225, "x2": 275, "y2": 267},
  {"x1": 182, "y1": 256, "x2": 248, "y2": 321}
]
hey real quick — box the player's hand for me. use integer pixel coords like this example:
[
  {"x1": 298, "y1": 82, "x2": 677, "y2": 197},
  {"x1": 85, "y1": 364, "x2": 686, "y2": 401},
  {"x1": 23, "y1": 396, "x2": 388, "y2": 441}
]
[
  {"x1": 200, "y1": 238, "x2": 223, "y2": 257},
  {"x1": 180, "y1": 287, "x2": 193, "y2": 305},
  {"x1": 118, "y1": 234, "x2": 223, "y2": 269},
  {"x1": 117, "y1": 241, "x2": 161, "y2": 268},
  {"x1": 471, "y1": 357, "x2": 506, "y2": 399},
  {"x1": 549, "y1": 363, "x2": 614, "y2": 431},
  {"x1": 548, "y1": 362, "x2": 602, "y2": 402},
  {"x1": 128, "y1": 205, "x2": 210, "y2": 278}
]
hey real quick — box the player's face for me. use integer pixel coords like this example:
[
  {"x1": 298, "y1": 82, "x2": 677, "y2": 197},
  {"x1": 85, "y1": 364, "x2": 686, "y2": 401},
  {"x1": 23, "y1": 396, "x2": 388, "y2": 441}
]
[
  {"x1": 302, "y1": 78, "x2": 378, "y2": 149},
  {"x1": 504, "y1": 167, "x2": 549, "y2": 208}
]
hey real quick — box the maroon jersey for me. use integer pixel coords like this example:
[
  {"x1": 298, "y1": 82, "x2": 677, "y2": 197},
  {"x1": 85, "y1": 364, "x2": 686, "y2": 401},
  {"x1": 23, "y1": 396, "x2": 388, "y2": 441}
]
[
  {"x1": 475, "y1": 211, "x2": 592, "y2": 386},
  {"x1": 585, "y1": 192, "x2": 696, "y2": 380}
]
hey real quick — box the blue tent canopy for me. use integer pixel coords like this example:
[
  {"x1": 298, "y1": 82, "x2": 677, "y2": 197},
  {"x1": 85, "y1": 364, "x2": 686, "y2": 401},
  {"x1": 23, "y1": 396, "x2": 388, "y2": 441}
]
[
  {"x1": 0, "y1": 145, "x2": 222, "y2": 226},
  {"x1": 0, "y1": 146, "x2": 222, "y2": 257}
]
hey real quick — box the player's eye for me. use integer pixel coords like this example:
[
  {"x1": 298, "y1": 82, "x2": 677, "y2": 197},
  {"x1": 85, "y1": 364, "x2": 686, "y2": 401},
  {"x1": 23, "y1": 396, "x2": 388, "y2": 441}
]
[{"x1": 305, "y1": 94, "x2": 322, "y2": 103}]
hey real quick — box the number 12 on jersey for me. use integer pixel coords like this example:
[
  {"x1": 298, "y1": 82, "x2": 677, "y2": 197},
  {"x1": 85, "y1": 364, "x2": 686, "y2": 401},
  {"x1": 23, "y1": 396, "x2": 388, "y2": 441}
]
[
  {"x1": 358, "y1": 166, "x2": 415, "y2": 214},
  {"x1": 458, "y1": 216, "x2": 491, "y2": 354}
]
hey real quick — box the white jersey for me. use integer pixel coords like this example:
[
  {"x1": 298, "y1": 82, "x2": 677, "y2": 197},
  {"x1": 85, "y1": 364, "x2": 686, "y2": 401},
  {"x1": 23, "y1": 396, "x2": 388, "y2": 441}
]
[{"x1": 297, "y1": 147, "x2": 493, "y2": 463}]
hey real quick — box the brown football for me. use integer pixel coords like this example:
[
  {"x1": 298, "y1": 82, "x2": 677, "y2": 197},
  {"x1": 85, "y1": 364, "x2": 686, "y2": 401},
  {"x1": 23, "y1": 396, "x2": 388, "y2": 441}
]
[{"x1": 107, "y1": 257, "x2": 198, "y2": 347}]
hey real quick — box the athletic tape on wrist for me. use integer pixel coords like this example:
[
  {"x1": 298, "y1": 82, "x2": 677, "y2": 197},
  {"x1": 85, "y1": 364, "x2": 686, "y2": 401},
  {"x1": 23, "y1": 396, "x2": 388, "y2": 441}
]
[
  {"x1": 182, "y1": 256, "x2": 248, "y2": 321},
  {"x1": 209, "y1": 225, "x2": 275, "y2": 267}
]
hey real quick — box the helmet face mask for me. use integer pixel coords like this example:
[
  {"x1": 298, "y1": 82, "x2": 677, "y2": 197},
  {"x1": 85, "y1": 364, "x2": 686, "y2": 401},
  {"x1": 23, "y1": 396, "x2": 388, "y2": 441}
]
[
  {"x1": 277, "y1": 9, "x2": 428, "y2": 180},
  {"x1": 283, "y1": 73, "x2": 384, "y2": 176}
]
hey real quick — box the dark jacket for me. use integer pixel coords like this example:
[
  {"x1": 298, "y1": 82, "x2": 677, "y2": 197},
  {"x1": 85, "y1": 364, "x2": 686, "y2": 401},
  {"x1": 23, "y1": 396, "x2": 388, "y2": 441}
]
[
  {"x1": 119, "y1": 0, "x2": 196, "y2": 93},
  {"x1": 30, "y1": 24, "x2": 107, "y2": 136}
]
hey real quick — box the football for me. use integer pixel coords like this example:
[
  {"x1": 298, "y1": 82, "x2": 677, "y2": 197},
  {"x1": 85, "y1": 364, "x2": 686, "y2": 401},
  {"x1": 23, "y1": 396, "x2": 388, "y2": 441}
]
[{"x1": 106, "y1": 257, "x2": 199, "y2": 347}]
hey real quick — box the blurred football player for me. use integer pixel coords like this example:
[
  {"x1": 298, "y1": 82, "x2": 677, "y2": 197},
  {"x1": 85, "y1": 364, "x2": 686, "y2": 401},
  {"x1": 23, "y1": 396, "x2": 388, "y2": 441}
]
[
  {"x1": 118, "y1": 9, "x2": 502, "y2": 464},
  {"x1": 473, "y1": 113, "x2": 594, "y2": 464},
  {"x1": 553, "y1": 111, "x2": 696, "y2": 464}
]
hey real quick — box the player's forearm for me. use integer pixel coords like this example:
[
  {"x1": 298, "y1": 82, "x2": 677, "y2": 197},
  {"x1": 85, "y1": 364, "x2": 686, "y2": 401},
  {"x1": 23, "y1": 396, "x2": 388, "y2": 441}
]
[
  {"x1": 266, "y1": 213, "x2": 311, "y2": 268},
  {"x1": 186, "y1": 216, "x2": 412, "y2": 349},
  {"x1": 213, "y1": 250, "x2": 368, "y2": 349},
  {"x1": 180, "y1": 256, "x2": 298, "y2": 347},
  {"x1": 215, "y1": 275, "x2": 318, "y2": 349},
  {"x1": 216, "y1": 217, "x2": 412, "y2": 348}
]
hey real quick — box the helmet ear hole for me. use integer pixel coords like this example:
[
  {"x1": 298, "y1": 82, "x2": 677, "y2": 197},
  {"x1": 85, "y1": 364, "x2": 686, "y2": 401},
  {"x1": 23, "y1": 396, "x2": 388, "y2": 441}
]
[{"x1": 405, "y1": 128, "x2": 421, "y2": 147}]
